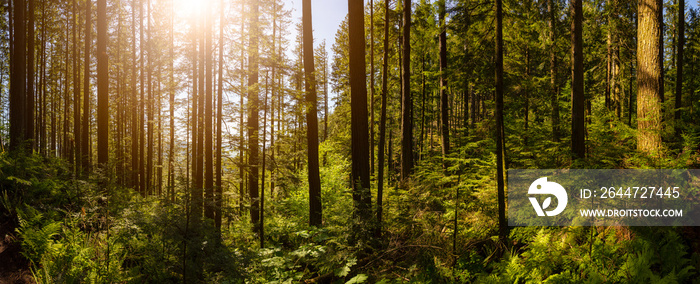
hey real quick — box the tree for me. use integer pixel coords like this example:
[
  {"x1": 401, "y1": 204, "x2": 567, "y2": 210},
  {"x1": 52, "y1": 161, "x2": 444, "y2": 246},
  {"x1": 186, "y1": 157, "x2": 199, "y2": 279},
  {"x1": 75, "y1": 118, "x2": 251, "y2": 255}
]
[
  {"x1": 348, "y1": 0, "x2": 371, "y2": 235},
  {"x1": 74, "y1": 0, "x2": 82, "y2": 171},
  {"x1": 401, "y1": 0, "x2": 413, "y2": 181},
  {"x1": 248, "y1": 0, "x2": 261, "y2": 234},
  {"x1": 82, "y1": 0, "x2": 92, "y2": 172},
  {"x1": 97, "y1": 0, "x2": 108, "y2": 167},
  {"x1": 215, "y1": 0, "x2": 224, "y2": 231},
  {"x1": 495, "y1": 0, "x2": 507, "y2": 244},
  {"x1": 376, "y1": 0, "x2": 391, "y2": 237},
  {"x1": 438, "y1": 0, "x2": 449, "y2": 166},
  {"x1": 10, "y1": 0, "x2": 27, "y2": 151},
  {"x1": 26, "y1": 0, "x2": 34, "y2": 149},
  {"x1": 303, "y1": 0, "x2": 323, "y2": 227},
  {"x1": 571, "y1": 0, "x2": 584, "y2": 159},
  {"x1": 675, "y1": 0, "x2": 684, "y2": 131},
  {"x1": 370, "y1": 0, "x2": 375, "y2": 176},
  {"x1": 637, "y1": 0, "x2": 662, "y2": 154},
  {"x1": 131, "y1": 0, "x2": 139, "y2": 192},
  {"x1": 548, "y1": 0, "x2": 559, "y2": 142},
  {"x1": 204, "y1": 0, "x2": 214, "y2": 220}
]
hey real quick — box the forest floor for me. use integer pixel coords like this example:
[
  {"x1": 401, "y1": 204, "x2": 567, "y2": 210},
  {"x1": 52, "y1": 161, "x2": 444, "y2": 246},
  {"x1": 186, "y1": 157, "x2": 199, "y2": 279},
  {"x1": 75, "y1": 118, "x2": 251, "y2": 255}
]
[{"x1": 0, "y1": 217, "x2": 33, "y2": 284}]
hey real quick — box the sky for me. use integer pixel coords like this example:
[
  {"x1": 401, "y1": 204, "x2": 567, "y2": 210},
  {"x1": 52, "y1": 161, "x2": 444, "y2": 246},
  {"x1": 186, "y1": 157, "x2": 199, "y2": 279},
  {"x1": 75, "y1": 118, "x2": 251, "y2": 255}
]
[{"x1": 283, "y1": 0, "x2": 348, "y2": 60}]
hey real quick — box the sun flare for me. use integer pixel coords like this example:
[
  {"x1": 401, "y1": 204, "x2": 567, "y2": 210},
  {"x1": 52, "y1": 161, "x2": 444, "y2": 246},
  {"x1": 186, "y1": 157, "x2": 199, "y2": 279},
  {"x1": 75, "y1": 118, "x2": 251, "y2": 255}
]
[{"x1": 173, "y1": 0, "x2": 207, "y2": 18}]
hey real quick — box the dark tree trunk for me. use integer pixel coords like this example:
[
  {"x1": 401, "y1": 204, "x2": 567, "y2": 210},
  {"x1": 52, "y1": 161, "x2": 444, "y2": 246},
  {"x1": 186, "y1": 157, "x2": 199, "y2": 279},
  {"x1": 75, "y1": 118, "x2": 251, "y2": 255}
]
[
  {"x1": 303, "y1": 0, "x2": 323, "y2": 227},
  {"x1": 348, "y1": 0, "x2": 372, "y2": 236},
  {"x1": 146, "y1": 0, "x2": 153, "y2": 195},
  {"x1": 10, "y1": 0, "x2": 26, "y2": 151},
  {"x1": 82, "y1": 0, "x2": 92, "y2": 173},
  {"x1": 215, "y1": 0, "x2": 224, "y2": 230},
  {"x1": 26, "y1": 0, "x2": 34, "y2": 149},
  {"x1": 370, "y1": 0, "x2": 375, "y2": 176},
  {"x1": 204, "y1": 0, "x2": 214, "y2": 220},
  {"x1": 74, "y1": 0, "x2": 81, "y2": 171},
  {"x1": 96, "y1": 0, "x2": 108, "y2": 167},
  {"x1": 130, "y1": 0, "x2": 139, "y2": 191},
  {"x1": 675, "y1": 0, "x2": 684, "y2": 133},
  {"x1": 439, "y1": 0, "x2": 449, "y2": 167},
  {"x1": 376, "y1": 0, "x2": 390, "y2": 238},
  {"x1": 401, "y1": 0, "x2": 413, "y2": 182},
  {"x1": 248, "y1": 0, "x2": 260, "y2": 234},
  {"x1": 238, "y1": 1, "x2": 246, "y2": 216},
  {"x1": 495, "y1": 0, "x2": 507, "y2": 244},
  {"x1": 168, "y1": 0, "x2": 175, "y2": 201},
  {"x1": 571, "y1": 0, "x2": 585, "y2": 159}
]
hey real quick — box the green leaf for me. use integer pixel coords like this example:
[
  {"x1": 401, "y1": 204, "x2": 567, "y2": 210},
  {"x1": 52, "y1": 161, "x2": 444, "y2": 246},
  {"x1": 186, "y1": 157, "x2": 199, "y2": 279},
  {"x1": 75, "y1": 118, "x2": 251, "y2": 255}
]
[{"x1": 345, "y1": 274, "x2": 368, "y2": 284}]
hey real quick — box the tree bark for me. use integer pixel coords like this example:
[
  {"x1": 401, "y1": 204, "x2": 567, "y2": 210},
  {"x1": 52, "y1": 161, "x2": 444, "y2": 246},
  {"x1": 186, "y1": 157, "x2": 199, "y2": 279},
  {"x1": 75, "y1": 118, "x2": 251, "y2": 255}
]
[
  {"x1": 376, "y1": 0, "x2": 390, "y2": 238},
  {"x1": 10, "y1": 0, "x2": 26, "y2": 151},
  {"x1": 675, "y1": 0, "x2": 684, "y2": 132},
  {"x1": 401, "y1": 0, "x2": 413, "y2": 182},
  {"x1": 303, "y1": 0, "x2": 323, "y2": 227},
  {"x1": 571, "y1": 0, "x2": 585, "y2": 159},
  {"x1": 82, "y1": 0, "x2": 92, "y2": 173},
  {"x1": 637, "y1": 0, "x2": 662, "y2": 154},
  {"x1": 26, "y1": 0, "x2": 34, "y2": 149},
  {"x1": 215, "y1": 0, "x2": 224, "y2": 230},
  {"x1": 439, "y1": 0, "x2": 449, "y2": 168},
  {"x1": 548, "y1": 0, "x2": 559, "y2": 142},
  {"x1": 204, "y1": 0, "x2": 214, "y2": 220},
  {"x1": 248, "y1": 0, "x2": 260, "y2": 234},
  {"x1": 348, "y1": 0, "x2": 372, "y2": 235},
  {"x1": 96, "y1": 0, "x2": 108, "y2": 167},
  {"x1": 369, "y1": 0, "x2": 375, "y2": 176},
  {"x1": 495, "y1": 0, "x2": 507, "y2": 244}
]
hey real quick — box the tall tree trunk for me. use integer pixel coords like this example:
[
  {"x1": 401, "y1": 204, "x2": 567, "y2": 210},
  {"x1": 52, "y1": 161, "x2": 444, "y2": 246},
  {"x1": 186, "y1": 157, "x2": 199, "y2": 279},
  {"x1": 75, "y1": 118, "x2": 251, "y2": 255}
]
[
  {"x1": 238, "y1": 1, "x2": 246, "y2": 216},
  {"x1": 10, "y1": 0, "x2": 26, "y2": 151},
  {"x1": 376, "y1": 0, "x2": 390, "y2": 237},
  {"x1": 571, "y1": 0, "x2": 585, "y2": 159},
  {"x1": 495, "y1": 0, "x2": 507, "y2": 244},
  {"x1": 82, "y1": 0, "x2": 91, "y2": 173},
  {"x1": 658, "y1": 0, "x2": 664, "y2": 107},
  {"x1": 96, "y1": 0, "x2": 108, "y2": 167},
  {"x1": 215, "y1": 0, "x2": 224, "y2": 230},
  {"x1": 190, "y1": 10, "x2": 200, "y2": 215},
  {"x1": 548, "y1": 0, "x2": 559, "y2": 142},
  {"x1": 138, "y1": 0, "x2": 146, "y2": 194},
  {"x1": 130, "y1": 0, "x2": 139, "y2": 192},
  {"x1": 115, "y1": 4, "x2": 123, "y2": 183},
  {"x1": 196, "y1": 3, "x2": 205, "y2": 210},
  {"x1": 370, "y1": 0, "x2": 375, "y2": 176},
  {"x1": 146, "y1": 0, "x2": 153, "y2": 195},
  {"x1": 168, "y1": 0, "x2": 175, "y2": 201},
  {"x1": 303, "y1": 0, "x2": 323, "y2": 227},
  {"x1": 205, "y1": 0, "x2": 214, "y2": 220},
  {"x1": 675, "y1": 0, "x2": 684, "y2": 135},
  {"x1": 270, "y1": 4, "x2": 278, "y2": 194},
  {"x1": 348, "y1": 0, "x2": 371, "y2": 238},
  {"x1": 419, "y1": 54, "x2": 425, "y2": 160},
  {"x1": 73, "y1": 0, "x2": 81, "y2": 171},
  {"x1": 439, "y1": 0, "x2": 449, "y2": 168},
  {"x1": 26, "y1": 0, "x2": 34, "y2": 149},
  {"x1": 637, "y1": 0, "x2": 662, "y2": 154},
  {"x1": 401, "y1": 0, "x2": 413, "y2": 182},
  {"x1": 260, "y1": 74, "x2": 269, "y2": 247},
  {"x1": 248, "y1": 0, "x2": 260, "y2": 234}
]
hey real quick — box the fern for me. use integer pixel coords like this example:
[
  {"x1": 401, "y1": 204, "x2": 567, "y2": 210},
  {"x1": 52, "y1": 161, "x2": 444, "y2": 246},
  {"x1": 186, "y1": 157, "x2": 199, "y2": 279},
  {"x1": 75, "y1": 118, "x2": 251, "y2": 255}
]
[{"x1": 15, "y1": 206, "x2": 61, "y2": 266}]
